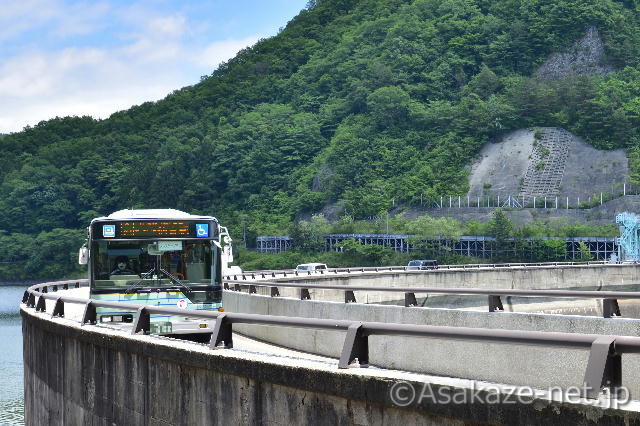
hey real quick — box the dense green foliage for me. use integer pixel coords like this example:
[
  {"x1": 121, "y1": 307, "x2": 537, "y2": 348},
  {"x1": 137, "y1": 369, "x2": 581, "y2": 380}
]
[
  {"x1": 1, "y1": 0, "x2": 639, "y2": 278},
  {"x1": 234, "y1": 212, "x2": 615, "y2": 270},
  {"x1": 289, "y1": 213, "x2": 618, "y2": 239}
]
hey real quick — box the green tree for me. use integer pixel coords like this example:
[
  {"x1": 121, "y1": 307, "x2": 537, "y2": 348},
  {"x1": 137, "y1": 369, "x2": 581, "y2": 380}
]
[
  {"x1": 289, "y1": 214, "x2": 328, "y2": 252},
  {"x1": 487, "y1": 209, "x2": 514, "y2": 261},
  {"x1": 487, "y1": 209, "x2": 513, "y2": 242},
  {"x1": 578, "y1": 241, "x2": 594, "y2": 261}
]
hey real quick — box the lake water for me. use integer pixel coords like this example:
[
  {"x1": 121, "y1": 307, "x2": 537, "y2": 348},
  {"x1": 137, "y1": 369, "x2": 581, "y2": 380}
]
[{"x1": 0, "y1": 286, "x2": 26, "y2": 426}]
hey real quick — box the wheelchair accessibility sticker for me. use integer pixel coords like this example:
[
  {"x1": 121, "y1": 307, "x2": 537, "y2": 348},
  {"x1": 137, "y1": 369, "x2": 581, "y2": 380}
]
[
  {"x1": 196, "y1": 224, "x2": 209, "y2": 238},
  {"x1": 103, "y1": 225, "x2": 116, "y2": 238}
]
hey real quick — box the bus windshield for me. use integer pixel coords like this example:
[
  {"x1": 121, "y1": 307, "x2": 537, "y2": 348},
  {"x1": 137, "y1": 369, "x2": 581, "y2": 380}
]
[{"x1": 91, "y1": 239, "x2": 219, "y2": 290}]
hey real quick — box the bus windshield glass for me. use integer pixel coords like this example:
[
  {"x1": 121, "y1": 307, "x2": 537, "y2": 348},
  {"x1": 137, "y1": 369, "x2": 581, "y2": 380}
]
[{"x1": 91, "y1": 239, "x2": 218, "y2": 290}]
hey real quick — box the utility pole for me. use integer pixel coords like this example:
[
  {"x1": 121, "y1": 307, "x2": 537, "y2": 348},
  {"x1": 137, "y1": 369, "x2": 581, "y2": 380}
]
[{"x1": 385, "y1": 211, "x2": 390, "y2": 248}]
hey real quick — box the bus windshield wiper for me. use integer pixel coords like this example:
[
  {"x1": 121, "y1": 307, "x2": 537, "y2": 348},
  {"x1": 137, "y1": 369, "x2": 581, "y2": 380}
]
[
  {"x1": 125, "y1": 267, "x2": 192, "y2": 294},
  {"x1": 125, "y1": 268, "x2": 155, "y2": 293},
  {"x1": 159, "y1": 268, "x2": 192, "y2": 293}
]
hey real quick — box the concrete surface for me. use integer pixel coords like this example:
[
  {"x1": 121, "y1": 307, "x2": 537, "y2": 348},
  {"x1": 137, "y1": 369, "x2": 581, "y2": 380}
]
[
  {"x1": 223, "y1": 290, "x2": 640, "y2": 397},
  {"x1": 242, "y1": 264, "x2": 640, "y2": 307},
  {"x1": 467, "y1": 127, "x2": 627, "y2": 199},
  {"x1": 21, "y1": 304, "x2": 640, "y2": 425}
]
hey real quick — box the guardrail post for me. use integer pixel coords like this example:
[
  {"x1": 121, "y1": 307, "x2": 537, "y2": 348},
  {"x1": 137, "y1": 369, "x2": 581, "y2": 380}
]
[
  {"x1": 339, "y1": 323, "x2": 369, "y2": 368},
  {"x1": 583, "y1": 336, "x2": 620, "y2": 399},
  {"x1": 27, "y1": 293, "x2": 36, "y2": 308},
  {"x1": 52, "y1": 297, "x2": 64, "y2": 318},
  {"x1": 132, "y1": 307, "x2": 150, "y2": 335},
  {"x1": 300, "y1": 289, "x2": 311, "y2": 300},
  {"x1": 405, "y1": 293, "x2": 417, "y2": 307},
  {"x1": 249, "y1": 285, "x2": 257, "y2": 294},
  {"x1": 603, "y1": 299, "x2": 621, "y2": 318},
  {"x1": 82, "y1": 301, "x2": 97, "y2": 324},
  {"x1": 210, "y1": 314, "x2": 233, "y2": 349},
  {"x1": 345, "y1": 290, "x2": 356, "y2": 304},
  {"x1": 270, "y1": 287, "x2": 280, "y2": 297},
  {"x1": 36, "y1": 296, "x2": 47, "y2": 312},
  {"x1": 488, "y1": 295, "x2": 504, "y2": 312}
]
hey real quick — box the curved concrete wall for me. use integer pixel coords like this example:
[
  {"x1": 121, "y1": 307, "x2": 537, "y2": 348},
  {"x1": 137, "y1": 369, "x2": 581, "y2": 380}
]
[
  {"x1": 23, "y1": 298, "x2": 640, "y2": 425},
  {"x1": 223, "y1": 290, "x2": 640, "y2": 396},
  {"x1": 25, "y1": 304, "x2": 635, "y2": 426},
  {"x1": 246, "y1": 264, "x2": 640, "y2": 307},
  {"x1": 22, "y1": 306, "x2": 458, "y2": 425},
  {"x1": 289, "y1": 264, "x2": 640, "y2": 291},
  {"x1": 21, "y1": 264, "x2": 640, "y2": 425}
]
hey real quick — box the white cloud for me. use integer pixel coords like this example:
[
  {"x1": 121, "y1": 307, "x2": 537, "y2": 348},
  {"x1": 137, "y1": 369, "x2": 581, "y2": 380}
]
[
  {"x1": 197, "y1": 36, "x2": 262, "y2": 69},
  {"x1": 0, "y1": 12, "x2": 263, "y2": 133},
  {"x1": 0, "y1": 0, "x2": 272, "y2": 133},
  {"x1": 0, "y1": 0, "x2": 58, "y2": 41},
  {"x1": 146, "y1": 15, "x2": 187, "y2": 38},
  {"x1": 0, "y1": 0, "x2": 308, "y2": 133},
  {"x1": 49, "y1": 2, "x2": 112, "y2": 38}
]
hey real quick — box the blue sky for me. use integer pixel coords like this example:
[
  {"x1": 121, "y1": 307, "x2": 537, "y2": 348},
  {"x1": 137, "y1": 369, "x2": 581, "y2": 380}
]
[{"x1": 0, "y1": 0, "x2": 309, "y2": 133}]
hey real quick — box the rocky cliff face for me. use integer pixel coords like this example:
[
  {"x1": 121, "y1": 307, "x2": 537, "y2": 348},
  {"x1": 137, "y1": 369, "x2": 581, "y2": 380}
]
[
  {"x1": 537, "y1": 27, "x2": 614, "y2": 79},
  {"x1": 467, "y1": 127, "x2": 628, "y2": 198}
]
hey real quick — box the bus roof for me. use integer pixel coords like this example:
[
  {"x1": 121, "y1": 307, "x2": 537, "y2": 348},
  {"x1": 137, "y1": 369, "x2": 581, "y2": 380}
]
[{"x1": 91, "y1": 209, "x2": 218, "y2": 223}]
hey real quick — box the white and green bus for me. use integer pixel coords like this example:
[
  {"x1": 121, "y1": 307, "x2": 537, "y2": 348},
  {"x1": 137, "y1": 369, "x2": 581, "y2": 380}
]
[{"x1": 80, "y1": 209, "x2": 230, "y2": 337}]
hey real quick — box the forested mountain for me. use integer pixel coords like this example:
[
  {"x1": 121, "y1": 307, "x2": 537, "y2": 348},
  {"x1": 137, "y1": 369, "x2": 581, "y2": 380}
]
[{"x1": 2, "y1": 0, "x2": 640, "y2": 278}]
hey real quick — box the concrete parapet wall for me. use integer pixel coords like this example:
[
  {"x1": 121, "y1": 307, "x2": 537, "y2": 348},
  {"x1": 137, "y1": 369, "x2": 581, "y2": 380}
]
[
  {"x1": 289, "y1": 264, "x2": 640, "y2": 291},
  {"x1": 223, "y1": 290, "x2": 640, "y2": 396},
  {"x1": 22, "y1": 302, "x2": 640, "y2": 425},
  {"x1": 249, "y1": 264, "x2": 640, "y2": 306},
  {"x1": 20, "y1": 307, "x2": 455, "y2": 425}
]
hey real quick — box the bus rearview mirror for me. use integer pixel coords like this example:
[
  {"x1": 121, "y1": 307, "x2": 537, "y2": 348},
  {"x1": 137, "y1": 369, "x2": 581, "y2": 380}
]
[{"x1": 78, "y1": 246, "x2": 89, "y2": 265}]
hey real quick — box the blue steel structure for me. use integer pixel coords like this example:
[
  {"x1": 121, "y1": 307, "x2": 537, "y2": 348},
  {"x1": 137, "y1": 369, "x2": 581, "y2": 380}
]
[
  {"x1": 616, "y1": 212, "x2": 640, "y2": 261},
  {"x1": 257, "y1": 234, "x2": 618, "y2": 260}
]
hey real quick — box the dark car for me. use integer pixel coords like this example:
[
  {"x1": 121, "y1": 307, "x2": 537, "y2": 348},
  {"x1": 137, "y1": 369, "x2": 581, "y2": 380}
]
[{"x1": 407, "y1": 259, "x2": 438, "y2": 270}]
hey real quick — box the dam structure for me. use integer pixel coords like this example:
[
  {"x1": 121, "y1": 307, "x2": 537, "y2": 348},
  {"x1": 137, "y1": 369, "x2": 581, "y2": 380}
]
[{"x1": 21, "y1": 262, "x2": 640, "y2": 425}]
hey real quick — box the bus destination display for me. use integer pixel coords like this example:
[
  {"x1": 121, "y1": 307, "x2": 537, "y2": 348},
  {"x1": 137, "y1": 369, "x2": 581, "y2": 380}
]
[
  {"x1": 95, "y1": 220, "x2": 214, "y2": 239},
  {"x1": 120, "y1": 221, "x2": 190, "y2": 237}
]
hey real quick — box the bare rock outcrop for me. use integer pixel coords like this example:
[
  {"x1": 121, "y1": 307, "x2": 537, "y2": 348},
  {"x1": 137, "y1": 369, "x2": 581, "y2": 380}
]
[
  {"x1": 537, "y1": 27, "x2": 614, "y2": 80},
  {"x1": 467, "y1": 127, "x2": 628, "y2": 198}
]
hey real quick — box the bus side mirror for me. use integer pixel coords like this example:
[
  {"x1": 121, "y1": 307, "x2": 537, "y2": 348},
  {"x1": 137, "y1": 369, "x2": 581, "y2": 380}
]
[{"x1": 78, "y1": 246, "x2": 89, "y2": 265}]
